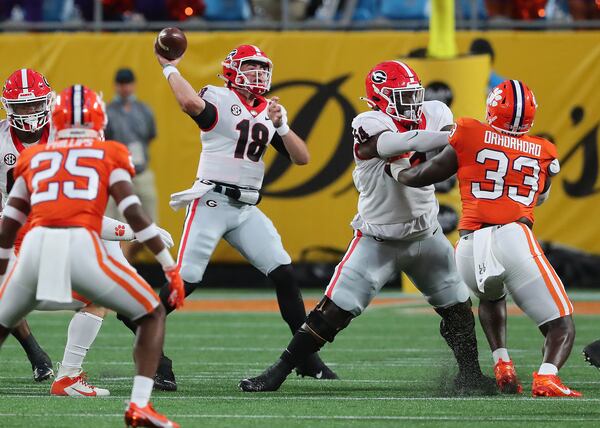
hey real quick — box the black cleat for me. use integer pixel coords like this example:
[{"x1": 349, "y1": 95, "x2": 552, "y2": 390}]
[
  {"x1": 154, "y1": 355, "x2": 177, "y2": 391},
  {"x1": 239, "y1": 359, "x2": 292, "y2": 392},
  {"x1": 295, "y1": 353, "x2": 339, "y2": 380},
  {"x1": 583, "y1": 339, "x2": 600, "y2": 368},
  {"x1": 453, "y1": 371, "x2": 498, "y2": 396},
  {"x1": 31, "y1": 352, "x2": 54, "y2": 382}
]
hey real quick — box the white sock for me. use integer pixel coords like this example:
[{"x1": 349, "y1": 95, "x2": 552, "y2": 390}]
[
  {"x1": 492, "y1": 348, "x2": 510, "y2": 364},
  {"x1": 538, "y1": 363, "x2": 558, "y2": 375},
  {"x1": 131, "y1": 375, "x2": 154, "y2": 407},
  {"x1": 57, "y1": 311, "x2": 103, "y2": 378}
]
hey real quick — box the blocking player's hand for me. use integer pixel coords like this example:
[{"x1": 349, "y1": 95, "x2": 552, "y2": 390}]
[
  {"x1": 268, "y1": 97, "x2": 285, "y2": 128},
  {"x1": 164, "y1": 266, "x2": 185, "y2": 309},
  {"x1": 157, "y1": 226, "x2": 175, "y2": 248}
]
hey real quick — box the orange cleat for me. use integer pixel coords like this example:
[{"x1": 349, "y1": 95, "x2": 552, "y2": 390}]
[
  {"x1": 124, "y1": 402, "x2": 179, "y2": 428},
  {"x1": 50, "y1": 371, "x2": 109, "y2": 397},
  {"x1": 531, "y1": 372, "x2": 582, "y2": 398},
  {"x1": 494, "y1": 359, "x2": 523, "y2": 394}
]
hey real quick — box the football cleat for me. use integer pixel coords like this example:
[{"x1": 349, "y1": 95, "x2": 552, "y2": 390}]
[
  {"x1": 239, "y1": 359, "x2": 292, "y2": 392},
  {"x1": 295, "y1": 353, "x2": 339, "y2": 380},
  {"x1": 453, "y1": 371, "x2": 498, "y2": 395},
  {"x1": 124, "y1": 402, "x2": 179, "y2": 428},
  {"x1": 494, "y1": 359, "x2": 523, "y2": 394},
  {"x1": 154, "y1": 355, "x2": 177, "y2": 392},
  {"x1": 583, "y1": 339, "x2": 600, "y2": 368},
  {"x1": 50, "y1": 371, "x2": 110, "y2": 397},
  {"x1": 31, "y1": 352, "x2": 54, "y2": 382},
  {"x1": 531, "y1": 372, "x2": 582, "y2": 398}
]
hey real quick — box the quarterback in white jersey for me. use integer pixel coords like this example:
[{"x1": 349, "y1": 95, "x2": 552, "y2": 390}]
[
  {"x1": 145, "y1": 44, "x2": 337, "y2": 384},
  {"x1": 239, "y1": 61, "x2": 494, "y2": 394},
  {"x1": 0, "y1": 71, "x2": 174, "y2": 397}
]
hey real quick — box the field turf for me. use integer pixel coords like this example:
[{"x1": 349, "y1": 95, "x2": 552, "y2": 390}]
[{"x1": 1, "y1": 289, "x2": 600, "y2": 427}]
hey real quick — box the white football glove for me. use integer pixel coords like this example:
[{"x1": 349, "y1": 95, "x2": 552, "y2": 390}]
[{"x1": 156, "y1": 226, "x2": 174, "y2": 249}]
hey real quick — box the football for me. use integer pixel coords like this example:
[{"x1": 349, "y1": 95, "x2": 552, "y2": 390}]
[{"x1": 154, "y1": 27, "x2": 187, "y2": 60}]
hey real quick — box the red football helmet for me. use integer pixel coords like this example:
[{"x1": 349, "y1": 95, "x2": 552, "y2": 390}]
[
  {"x1": 363, "y1": 61, "x2": 424, "y2": 123},
  {"x1": 52, "y1": 85, "x2": 107, "y2": 139},
  {"x1": 1, "y1": 68, "x2": 54, "y2": 133},
  {"x1": 486, "y1": 80, "x2": 537, "y2": 135},
  {"x1": 221, "y1": 45, "x2": 273, "y2": 96}
]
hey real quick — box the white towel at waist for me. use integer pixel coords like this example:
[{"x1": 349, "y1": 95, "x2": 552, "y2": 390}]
[
  {"x1": 36, "y1": 228, "x2": 72, "y2": 303},
  {"x1": 472, "y1": 226, "x2": 505, "y2": 293},
  {"x1": 169, "y1": 179, "x2": 215, "y2": 211}
]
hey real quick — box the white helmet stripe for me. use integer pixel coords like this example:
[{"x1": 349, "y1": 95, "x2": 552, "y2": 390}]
[
  {"x1": 73, "y1": 85, "x2": 83, "y2": 125},
  {"x1": 20, "y1": 69, "x2": 29, "y2": 93},
  {"x1": 394, "y1": 61, "x2": 414, "y2": 78},
  {"x1": 511, "y1": 79, "x2": 523, "y2": 132}
]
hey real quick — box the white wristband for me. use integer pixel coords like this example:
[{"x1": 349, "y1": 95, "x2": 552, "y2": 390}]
[
  {"x1": 276, "y1": 123, "x2": 290, "y2": 136},
  {"x1": 155, "y1": 248, "x2": 176, "y2": 269},
  {"x1": 0, "y1": 246, "x2": 13, "y2": 259},
  {"x1": 2, "y1": 206, "x2": 27, "y2": 225},
  {"x1": 163, "y1": 65, "x2": 180, "y2": 80},
  {"x1": 117, "y1": 195, "x2": 141, "y2": 214},
  {"x1": 135, "y1": 223, "x2": 159, "y2": 242}
]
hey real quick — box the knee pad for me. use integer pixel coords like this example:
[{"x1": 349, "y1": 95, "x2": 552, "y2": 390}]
[{"x1": 303, "y1": 296, "x2": 354, "y2": 343}]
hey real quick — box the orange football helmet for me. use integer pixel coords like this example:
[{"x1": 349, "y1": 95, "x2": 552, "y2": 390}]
[
  {"x1": 52, "y1": 85, "x2": 107, "y2": 139},
  {"x1": 1, "y1": 68, "x2": 54, "y2": 133},
  {"x1": 363, "y1": 60, "x2": 424, "y2": 124},
  {"x1": 221, "y1": 45, "x2": 273, "y2": 96},
  {"x1": 486, "y1": 80, "x2": 537, "y2": 135}
]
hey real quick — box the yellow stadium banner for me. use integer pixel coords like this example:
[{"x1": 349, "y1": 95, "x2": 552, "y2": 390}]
[{"x1": 0, "y1": 32, "x2": 598, "y2": 274}]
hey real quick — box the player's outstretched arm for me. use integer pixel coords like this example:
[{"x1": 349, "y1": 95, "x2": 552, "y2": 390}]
[
  {"x1": 396, "y1": 145, "x2": 458, "y2": 187},
  {"x1": 110, "y1": 180, "x2": 184, "y2": 308},
  {"x1": 268, "y1": 97, "x2": 309, "y2": 165},
  {"x1": 156, "y1": 52, "x2": 206, "y2": 117},
  {"x1": 357, "y1": 129, "x2": 450, "y2": 160}
]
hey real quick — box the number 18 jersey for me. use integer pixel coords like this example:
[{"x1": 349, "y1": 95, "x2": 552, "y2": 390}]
[
  {"x1": 196, "y1": 85, "x2": 280, "y2": 190},
  {"x1": 449, "y1": 117, "x2": 557, "y2": 230}
]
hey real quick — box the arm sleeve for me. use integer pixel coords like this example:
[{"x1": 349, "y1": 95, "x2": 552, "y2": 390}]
[
  {"x1": 376, "y1": 130, "x2": 450, "y2": 158},
  {"x1": 191, "y1": 101, "x2": 218, "y2": 131},
  {"x1": 270, "y1": 133, "x2": 291, "y2": 160}
]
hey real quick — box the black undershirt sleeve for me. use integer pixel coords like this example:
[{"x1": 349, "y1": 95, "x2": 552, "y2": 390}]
[
  {"x1": 270, "y1": 133, "x2": 291, "y2": 160},
  {"x1": 190, "y1": 101, "x2": 218, "y2": 130}
]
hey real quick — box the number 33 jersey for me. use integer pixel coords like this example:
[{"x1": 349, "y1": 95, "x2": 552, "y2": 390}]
[
  {"x1": 13, "y1": 138, "x2": 135, "y2": 234},
  {"x1": 196, "y1": 85, "x2": 281, "y2": 190},
  {"x1": 449, "y1": 117, "x2": 557, "y2": 230}
]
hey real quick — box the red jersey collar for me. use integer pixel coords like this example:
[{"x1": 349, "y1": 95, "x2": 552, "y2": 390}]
[
  {"x1": 231, "y1": 88, "x2": 267, "y2": 117},
  {"x1": 10, "y1": 125, "x2": 50, "y2": 153}
]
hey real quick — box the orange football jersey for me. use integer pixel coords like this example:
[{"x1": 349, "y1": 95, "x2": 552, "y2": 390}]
[
  {"x1": 14, "y1": 138, "x2": 135, "y2": 234},
  {"x1": 449, "y1": 117, "x2": 557, "y2": 231}
]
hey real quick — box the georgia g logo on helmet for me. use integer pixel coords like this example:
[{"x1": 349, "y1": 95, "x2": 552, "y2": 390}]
[{"x1": 371, "y1": 70, "x2": 387, "y2": 84}]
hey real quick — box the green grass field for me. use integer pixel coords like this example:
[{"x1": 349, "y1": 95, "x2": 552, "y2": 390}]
[{"x1": 1, "y1": 290, "x2": 600, "y2": 427}]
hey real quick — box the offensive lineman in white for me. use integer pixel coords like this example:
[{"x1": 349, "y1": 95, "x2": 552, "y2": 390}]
[
  {"x1": 0, "y1": 71, "x2": 174, "y2": 396},
  {"x1": 240, "y1": 61, "x2": 494, "y2": 393},
  {"x1": 115, "y1": 44, "x2": 336, "y2": 385}
]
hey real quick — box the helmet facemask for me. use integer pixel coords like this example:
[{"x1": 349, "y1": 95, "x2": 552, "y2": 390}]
[
  {"x1": 230, "y1": 58, "x2": 272, "y2": 95},
  {"x1": 377, "y1": 85, "x2": 424, "y2": 123},
  {"x1": 1, "y1": 92, "x2": 54, "y2": 133}
]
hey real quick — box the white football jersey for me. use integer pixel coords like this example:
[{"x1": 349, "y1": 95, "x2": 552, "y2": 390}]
[
  {"x1": 195, "y1": 85, "x2": 281, "y2": 190},
  {"x1": 350, "y1": 100, "x2": 453, "y2": 240},
  {"x1": 0, "y1": 120, "x2": 50, "y2": 210}
]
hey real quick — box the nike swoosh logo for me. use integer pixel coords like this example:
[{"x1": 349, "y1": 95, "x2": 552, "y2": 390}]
[
  {"x1": 556, "y1": 385, "x2": 572, "y2": 395},
  {"x1": 67, "y1": 385, "x2": 97, "y2": 397},
  {"x1": 407, "y1": 132, "x2": 418, "y2": 141},
  {"x1": 315, "y1": 370, "x2": 323, "y2": 379}
]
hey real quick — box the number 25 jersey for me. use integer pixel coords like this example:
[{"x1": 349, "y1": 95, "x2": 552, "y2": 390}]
[
  {"x1": 196, "y1": 85, "x2": 281, "y2": 190},
  {"x1": 449, "y1": 117, "x2": 557, "y2": 230},
  {"x1": 14, "y1": 139, "x2": 135, "y2": 234}
]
